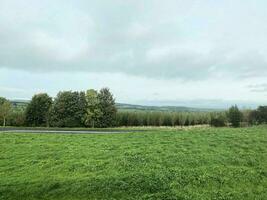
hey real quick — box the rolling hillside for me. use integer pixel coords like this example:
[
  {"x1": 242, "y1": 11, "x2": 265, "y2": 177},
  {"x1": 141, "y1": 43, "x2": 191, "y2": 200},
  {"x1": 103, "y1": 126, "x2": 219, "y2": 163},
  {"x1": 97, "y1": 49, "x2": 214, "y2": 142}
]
[
  {"x1": 10, "y1": 100, "x2": 217, "y2": 113},
  {"x1": 116, "y1": 103, "x2": 217, "y2": 112}
]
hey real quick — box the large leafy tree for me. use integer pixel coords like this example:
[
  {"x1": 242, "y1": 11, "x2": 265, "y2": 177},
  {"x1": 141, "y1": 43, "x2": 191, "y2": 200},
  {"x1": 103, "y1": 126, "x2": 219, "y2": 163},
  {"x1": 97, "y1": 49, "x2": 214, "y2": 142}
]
[
  {"x1": 249, "y1": 106, "x2": 267, "y2": 125},
  {"x1": 257, "y1": 106, "x2": 267, "y2": 124},
  {"x1": 25, "y1": 93, "x2": 52, "y2": 127},
  {"x1": 97, "y1": 88, "x2": 117, "y2": 128},
  {"x1": 49, "y1": 91, "x2": 86, "y2": 127},
  {"x1": 0, "y1": 97, "x2": 12, "y2": 126},
  {"x1": 84, "y1": 89, "x2": 102, "y2": 128},
  {"x1": 228, "y1": 105, "x2": 243, "y2": 127}
]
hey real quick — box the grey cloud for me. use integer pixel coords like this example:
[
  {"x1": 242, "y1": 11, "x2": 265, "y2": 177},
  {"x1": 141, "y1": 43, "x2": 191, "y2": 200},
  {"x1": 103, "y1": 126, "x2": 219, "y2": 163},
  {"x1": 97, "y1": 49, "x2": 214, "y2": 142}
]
[
  {"x1": 0, "y1": 0, "x2": 267, "y2": 80},
  {"x1": 248, "y1": 83, "x2": 267, "y2": 93}
]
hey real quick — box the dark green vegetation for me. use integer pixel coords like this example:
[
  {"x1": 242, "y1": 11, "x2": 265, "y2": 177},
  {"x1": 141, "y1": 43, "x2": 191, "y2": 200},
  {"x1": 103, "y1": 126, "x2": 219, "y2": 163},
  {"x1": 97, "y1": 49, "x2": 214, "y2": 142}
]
[
  {"x1": 0, "y1": 97, "x2": 12, "y2": 127},
  {"x1": 249, "y1": 106, "x2": 267, "y2": 125},
  {"x1": 1, "y1": 88, "x2": 117, "y2": 128},
  {"x1": 25, "y1": 94, "x2": 52, "y2": 127},
  {"x1": 1, "y1": 89, "x2": 267, "y2": 128},
  {"x1": 0, "y1": 126, "x2": 266, "y2": 200},
  {"x1": 49, "y1": 91, "x2": 87, "y2": 128},
  {"x1": 228, "y1": 105, "x2": 243, "y2": 128},
  {"x1": 116, "y1": 111, "x2": 211, "y2": 127}
]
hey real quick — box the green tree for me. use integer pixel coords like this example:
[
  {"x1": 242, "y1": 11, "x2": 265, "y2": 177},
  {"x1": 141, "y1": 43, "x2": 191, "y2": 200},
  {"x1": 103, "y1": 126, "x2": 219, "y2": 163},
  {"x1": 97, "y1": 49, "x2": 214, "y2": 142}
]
[
  {"x1": 248, "y1": 106, "x2": 267, "y2": 125},
  {"x1": 248, "y1": 110, "x2": 259, "y2": 125},
  {"x1": 84, "y1": 89, "x2": 102, "y2": 128},
  {"x1": 210, "y1": 112, "x2": 227, "y2": 127},
  {"x1": 0, "y1": 97, "x2": 12, "y2": 127},
  {"x1": 97, "y1": 88, "x2": 117, "y2": 128},
  {"x1": 8, "y1": 111, "x2": 25, "y2": 127},
  {"x1": 178, "y1": 113, "x2": 187, "y2": 127},
  {"x1": 49, "y1": 91, "x2": 86, "y2": 127},
  {"x1": 228, "y1": 105, "x2": 243, "y2": 127},
  {"x1": 25, "y1": 93, "x2": 52, "y2": 127},
  {"x1": 257, "y1": 106, "x2": 267, "y2": 124}
]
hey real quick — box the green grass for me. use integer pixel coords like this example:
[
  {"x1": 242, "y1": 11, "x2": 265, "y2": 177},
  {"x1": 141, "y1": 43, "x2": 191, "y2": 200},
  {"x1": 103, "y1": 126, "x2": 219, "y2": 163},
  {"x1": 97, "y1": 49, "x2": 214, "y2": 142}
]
[{"x1": 0, "y1": 126, "x2": 266, "y2": 200}]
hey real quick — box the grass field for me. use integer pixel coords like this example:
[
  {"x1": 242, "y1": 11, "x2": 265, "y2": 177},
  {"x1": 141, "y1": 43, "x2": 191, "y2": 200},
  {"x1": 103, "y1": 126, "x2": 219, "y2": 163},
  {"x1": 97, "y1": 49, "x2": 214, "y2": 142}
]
[{"x1": 0, "y1": 126, "x2": 267, "y2": 200}]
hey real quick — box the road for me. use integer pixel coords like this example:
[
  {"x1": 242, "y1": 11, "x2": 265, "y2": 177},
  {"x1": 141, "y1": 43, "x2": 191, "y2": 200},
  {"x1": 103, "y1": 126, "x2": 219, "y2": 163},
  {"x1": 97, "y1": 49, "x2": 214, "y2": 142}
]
[{"x1": 0, "y1": 128, "x2": 146, "y2": 134}]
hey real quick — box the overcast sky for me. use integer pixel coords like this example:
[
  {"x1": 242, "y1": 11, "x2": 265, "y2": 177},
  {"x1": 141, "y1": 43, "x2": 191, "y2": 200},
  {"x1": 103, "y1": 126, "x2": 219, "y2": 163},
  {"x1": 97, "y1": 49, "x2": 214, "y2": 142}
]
[{"x1": 0, "y1": 0, "x2": 267, "y2": 108}]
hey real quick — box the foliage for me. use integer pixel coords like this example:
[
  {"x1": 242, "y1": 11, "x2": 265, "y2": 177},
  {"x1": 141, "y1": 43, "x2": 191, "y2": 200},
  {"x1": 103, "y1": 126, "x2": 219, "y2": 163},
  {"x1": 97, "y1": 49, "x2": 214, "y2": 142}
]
[
  {"x1": 83, "y1": 89, "x2": 102, "y2": 128},
  {"x1": 2, "y1": 92, "x2": 267, "y2": 128},
  {"x1": 247, "y1": 106, "x2": 267, "y2": 125},
  {"x1": 25, "y1": 93, "x2": 52, "y2": 127},
  {"x1": 0, "y1": 126, "x2": 266, "y2": 200},
  {"x1": 7, "y1": 111, "x2": 26, "y2": 126},
  {"x1": 97, "y1": 88, "x2": 117, "y2": 128},
  {"x1": 248, "y1": 110, "x2": 259, "y2": 125},
  {"x1": 115, "y1": 111, "x2": 212, "y2": 127},
  {"x1": 228, "y1": 105, "x2": 243, "y2": 127},
  {"x1": 210, "y1": 112, "x2": 227, "y2": 127},
  {"x1": 48, "y1": 89, "x2": 116, "y2": 128},
  {"x1": 0, "y1": 97, "x2": 12, "y2": 126},
  {"x1": 256, "y1": 106, "x2": 267, "y2": 124},
  {"x1": 49, "y1": 91, "x2": 86, "y2": 127}
]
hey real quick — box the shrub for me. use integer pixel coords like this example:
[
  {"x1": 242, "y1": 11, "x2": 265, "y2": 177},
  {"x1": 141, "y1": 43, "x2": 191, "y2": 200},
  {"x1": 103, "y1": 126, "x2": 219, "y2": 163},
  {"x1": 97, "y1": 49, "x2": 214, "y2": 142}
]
[
  {"x1": 49, "y1": 91, "x2": 86, "y2": 127},
  {"x1": 228, "y1": 105, "x2": 243, "y2": 128},
  {"x1": 8, "y1": 111, "x2": 26, "y2": 126},
  {"x1": 25, "y1": 93, "x2": 52, "y2": 127},
  {"x1": 210, "y1": 113, "x2": 227, "y2": 127}
]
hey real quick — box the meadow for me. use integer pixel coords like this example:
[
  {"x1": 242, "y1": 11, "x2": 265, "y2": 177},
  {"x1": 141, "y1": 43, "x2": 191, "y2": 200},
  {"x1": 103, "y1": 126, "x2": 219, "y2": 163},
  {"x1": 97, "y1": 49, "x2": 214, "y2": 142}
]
[{"x1": 0, "y1": 126, "x2": 266, "y2": 200}]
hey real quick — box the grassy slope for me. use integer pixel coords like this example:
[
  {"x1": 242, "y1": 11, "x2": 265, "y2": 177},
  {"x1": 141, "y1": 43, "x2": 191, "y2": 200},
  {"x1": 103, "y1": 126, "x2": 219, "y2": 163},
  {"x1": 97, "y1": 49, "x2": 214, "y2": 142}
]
[{"x1": 0, "y1": 126, "x2": 266, "y2": 200}]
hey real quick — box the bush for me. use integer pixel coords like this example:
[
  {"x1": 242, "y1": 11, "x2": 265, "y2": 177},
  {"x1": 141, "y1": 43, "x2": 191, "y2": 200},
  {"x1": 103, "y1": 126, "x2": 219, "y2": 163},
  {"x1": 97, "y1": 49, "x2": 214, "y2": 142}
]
[
  {"x1": 257, "y1": 106, "x2": 267, "y2": 124},
  {"x1": 7, "y1": 111, "x2": 26, "y2": 126},
  {"x1": 210, "y1": 113, "x2": 227, "y2": 127},
  {"x1": 49, "y1": 91, "x2": 86, "y2": 127},
  {"x1": 25, "y1": 93, "x2": 52, "y2": 127},
  {"x1": 228, "y1": 105, "x2": 243, "y2": 128}
]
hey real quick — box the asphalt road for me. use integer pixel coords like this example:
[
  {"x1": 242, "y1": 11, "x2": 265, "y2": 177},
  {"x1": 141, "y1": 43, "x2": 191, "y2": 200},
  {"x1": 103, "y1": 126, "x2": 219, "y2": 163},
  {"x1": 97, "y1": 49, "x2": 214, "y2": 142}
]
[{"x1": 0, "y1": 128, "x2": 145, "y2": 134}]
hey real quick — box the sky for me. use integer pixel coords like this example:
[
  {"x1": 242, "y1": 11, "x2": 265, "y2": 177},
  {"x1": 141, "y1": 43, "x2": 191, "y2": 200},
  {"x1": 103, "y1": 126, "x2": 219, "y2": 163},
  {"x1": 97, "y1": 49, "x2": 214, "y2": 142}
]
[{"x1": 0, "y1": 0, "x2": 267, "y2": 108}]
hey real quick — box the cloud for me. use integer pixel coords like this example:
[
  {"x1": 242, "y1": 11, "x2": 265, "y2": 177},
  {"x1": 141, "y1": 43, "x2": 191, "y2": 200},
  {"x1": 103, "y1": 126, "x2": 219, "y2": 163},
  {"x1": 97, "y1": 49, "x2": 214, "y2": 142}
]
[
  {"x1": 248, "y1": 83, "x2": 267, "y2": 93},
  {"x1": 0, "y1": 86, "x2": 27, "y2": 93},
  {"x1": 0, "y1": 0, "x2": 267, "y2": 80}
]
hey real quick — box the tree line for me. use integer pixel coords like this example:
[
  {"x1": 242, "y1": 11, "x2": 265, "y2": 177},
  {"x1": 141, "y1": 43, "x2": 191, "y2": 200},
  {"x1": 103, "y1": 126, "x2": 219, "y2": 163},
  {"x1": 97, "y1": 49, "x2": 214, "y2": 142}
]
[
  {"x1": 0, "y1": 88, "x2": 117, "y2": 128},
  {"x1": 115, "y1": 105, "x2": 266, "y2": 128},
  {"x1": 0, "y1": 89, "x2": 267, "y2": 128}
]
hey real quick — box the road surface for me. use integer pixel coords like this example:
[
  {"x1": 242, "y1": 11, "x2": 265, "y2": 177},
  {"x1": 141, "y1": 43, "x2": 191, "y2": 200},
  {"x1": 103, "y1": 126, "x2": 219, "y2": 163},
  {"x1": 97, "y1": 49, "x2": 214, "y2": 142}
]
[{"x1": 0, "y1": 128, "x2": 146, "y2": 134}]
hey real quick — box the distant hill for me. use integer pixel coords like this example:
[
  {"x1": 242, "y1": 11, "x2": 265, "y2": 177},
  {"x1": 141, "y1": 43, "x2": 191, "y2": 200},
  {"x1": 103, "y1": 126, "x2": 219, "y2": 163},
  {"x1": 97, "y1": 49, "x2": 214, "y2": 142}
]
[
  {"x1": 10, "y1": 100, "x2": 216, "y2": 113},
  {"x1": 116, "y1": 103, "x2": 216, "y2": 112},
  {"x1": 10, "y1": 100, "x2": 29, "y2": 112}
]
